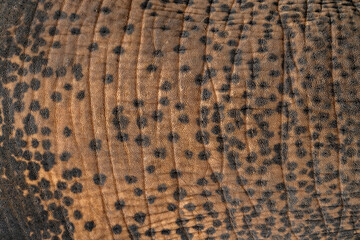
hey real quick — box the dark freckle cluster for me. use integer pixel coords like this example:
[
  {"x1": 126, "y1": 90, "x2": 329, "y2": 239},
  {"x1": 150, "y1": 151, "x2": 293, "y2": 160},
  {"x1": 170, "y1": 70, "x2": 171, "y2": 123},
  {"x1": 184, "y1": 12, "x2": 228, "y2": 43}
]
[{"x1": 1, "y1": 0, "x2": 360, "y2": 239}]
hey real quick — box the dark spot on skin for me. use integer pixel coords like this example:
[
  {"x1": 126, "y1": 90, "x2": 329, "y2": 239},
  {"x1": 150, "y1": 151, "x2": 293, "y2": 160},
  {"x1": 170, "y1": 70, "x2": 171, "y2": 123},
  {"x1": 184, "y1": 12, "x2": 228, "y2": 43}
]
[
  {"x1": 69, "y1": 13, "x2": 80, "y2": 21},
  {"x1": 63, "y1": 127, "x2": 72, "y2": 137},
  {"x1": 55, "y1": 66, "x2": 67, "y2": 77},
  {"x1": 113, "y1": 46, "x2": 125, "y2": 55},
  {"x1": 123, "y1": 24, "x2": 134, "y2": 34},
  {"x1": 154, "y1": 148, "x2": 166, "y2": 159},
  {"x1": 146, "y1": 64, "x2": 157, "y2": 72},
  {"x1": 134, "y1": 212, "x2": 146, "y2": 224},
  {"x1": 112, "y1": 224, "x2": 122, "y2": 234},
  {"x1": 101, "y1": 7, "x2": 111, "y2": 14},
  {"x1": 54, "y1": 10, "x2": 67, "y2": 20},
  {"x1": 70, "y1": 28, "x2": 80, "y2": 35},
  {"x1": 173, "y1": 187, "x2": 187, "y2": 201},
  {"x1": 173, "y1": 45, "x2": 186, "y2": 54},
  {"x1": 76, "y1": 90, "x2": 85, "y2": 100},
  {"x1": 135, "y1": 135, "x2": 150, "y2": 147},
  {"x1": 146, "y1": 165, "x2": 155, "y2": 173},
  {"x1": 30, "y1": 78, "x2": 41, "y2": 90},
  {"x1": 42, "y1": 67, "x2": 53, "y2": 77},
  {"x1": 41, "y1": 152, "x2": 56, "y2": 171},
  {"x1": 70, "y1": 182, "x2": 83, "y2": 193},
  {"x1": 60, "y1": 152, "x2": 71, "y2": 162},
  {"x1": 115, "y1": 200, "x2": 125, "y2": 210},
  {"x1": 153, "y1": 49, "x2": 164, "y2": 57},
  {"x1": 72, "y1": 64, "x2": 83, "y2": 80},
  {"x1": 88, "y1": 43, "x2": 98, "y2": 52},
  {"x1": 103, "y1": 74, "x2": 113, "y2": 84},
  {"x1": 89, "y1": 139, "x2": 102, "y2": 151},
  {"x1": 84, "y1": 221, "x2": 96, "y2": 231},
  {"x1": 227, "y1": 151, "x2": 242, "y2": 169},
  {"x1": 125, "y1": 175, "x2": 138, "y2": 184},
  {"x1": 99, "y1": 26, "x2": 110, "y2": 37},
  {"x1": 198, "y1": 150, "x2": 211, "y2": 161},
  {"x1": 23, "y1": 114, "x2": 38, "y2": 135},
  {"x1": 50, "y1": 92, "x2": 62, "y2": 102},
  {"x1": 93, "y1": 173, "x2": 107, "y2": 186}
]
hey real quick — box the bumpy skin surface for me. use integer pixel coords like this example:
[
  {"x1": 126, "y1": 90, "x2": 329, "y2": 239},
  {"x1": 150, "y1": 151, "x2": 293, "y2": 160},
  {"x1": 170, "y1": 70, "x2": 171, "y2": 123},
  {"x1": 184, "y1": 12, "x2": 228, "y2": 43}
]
[{"x1": 1, "y1": 0, "x2": 360, "y2": 239}]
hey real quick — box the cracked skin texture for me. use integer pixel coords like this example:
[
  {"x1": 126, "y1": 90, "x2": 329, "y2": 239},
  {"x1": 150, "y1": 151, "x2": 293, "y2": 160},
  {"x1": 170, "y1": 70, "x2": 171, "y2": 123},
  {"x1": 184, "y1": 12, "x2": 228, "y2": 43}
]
[{"x1": 0, "y1": 0, "x2": 360, "y2": 239}]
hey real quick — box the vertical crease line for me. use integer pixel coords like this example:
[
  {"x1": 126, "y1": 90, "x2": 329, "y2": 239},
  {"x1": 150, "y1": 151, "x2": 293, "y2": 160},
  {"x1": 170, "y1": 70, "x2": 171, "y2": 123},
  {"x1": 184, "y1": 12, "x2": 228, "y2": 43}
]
[
  {"x1": 196, "y1": 1, "x2": 240, "y2": 238},
  {"x1": 85, "y1": 1, "x2": 116, "y2": 239},
  {"x1": 328, "y1": 11, "x2": 345, "y2": 239},
  {"x1": 115, "y1": 0, "x2": 133, "y2": 168},
  {"x1": 133, "y1": 4, "x2": 154, "y2": 238},
  {"x1": 277, "y1": 1, "x2": 300, "y2": 239},
  {"x1": 101, "y1": 0, "x2": 132, "y2": 237},
  {"x1": 66, "y1": 1, "x2": 101, "y2": 239}
]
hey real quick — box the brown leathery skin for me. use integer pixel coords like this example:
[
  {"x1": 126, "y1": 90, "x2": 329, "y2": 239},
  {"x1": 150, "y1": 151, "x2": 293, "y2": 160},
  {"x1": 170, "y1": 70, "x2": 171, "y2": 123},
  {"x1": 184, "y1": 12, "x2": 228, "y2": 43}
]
[{"x1": 0, "y1": 0, "x2": 360, "y2": 239}]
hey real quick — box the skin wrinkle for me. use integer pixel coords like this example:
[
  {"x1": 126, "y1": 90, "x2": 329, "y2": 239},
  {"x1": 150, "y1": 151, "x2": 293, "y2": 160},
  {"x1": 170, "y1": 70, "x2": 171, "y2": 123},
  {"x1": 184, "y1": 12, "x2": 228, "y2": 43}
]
[
  {"x1": 99, "y1": 0, "x2": 134, "y2": 238},
  {"x1": 327, "y1": 10, "x2": 345, "y2": 238},
  {"x1": 115, "y1": 3, "x2": 132, "y2": 168},
  {"x1": 293, "y1": 0, "x2": 352, "y2": 236},
  {"x1": 152, "y1": 14, "x2": 191, "y2": 233},
  {"x1": 295, "y1": 6, "x2": 340, "y2": 238},
  {"x1": 196, "y1": 1, "x2": 241, "y2": 238},
  {"x1": 176, "y1": 0, "x2": 188, "y2": 104},
  {"x1": 66, "y1": 1, "x2": 102, "y2": 239},
  {"x1": 45, "y1": 1, "x2": 77, "y2": 237},
  {"x1": 168, "y1": 4, "x2": 202, "y2": 240},
  {"x1": 223, "y1": 0, "x2": 236, "y2": 32},
  {"x1": 166, "y1": 26, "x2": 192, "y2": 240},
  {"x1": 223, "y1": 7, "x2": 259, "y2": 227},
  {"x1": 240, "y1": 7, "x2": 263, "y2": 236},
  {"x1": 153, "y1": 8, "x2": 162, "y2": 143},
  {"x1": 84, "y1": 1, "x2": 116, "y2": 239},
  {"x1": 168, "y1": 101, "x2": 191, "y2": 240},
  {"x1": 224, "y1": 26, "x2": 264, "y2": 240},
  {"x1": 133, "y1": 2, "x2": 155, "y2": 239},
  {"x1": 168, "y1": 3, "x2": 211, "y2": 238},
  {"x1": 163, "y1": 9, "x2": 192, "y2": 239},
  {"x1": 112, "y1": 0, "x2": 136, "y2": 237},
  {"x1": 277, "y1": 2, "x2": 301, "y2": 239},
  {"x1": 299, "y1": 19, "x2": 330, "y2": 239},
  {"x1": 282, "y1": 3, "x2": 323, "y2": 236}
]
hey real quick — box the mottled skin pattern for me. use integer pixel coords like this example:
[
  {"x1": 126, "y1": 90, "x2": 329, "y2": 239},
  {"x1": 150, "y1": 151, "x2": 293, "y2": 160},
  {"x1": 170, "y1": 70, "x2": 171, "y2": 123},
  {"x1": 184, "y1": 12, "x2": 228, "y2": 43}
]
[{"x1": 0, "y1": 0, "x2": 360, "y2": 239}]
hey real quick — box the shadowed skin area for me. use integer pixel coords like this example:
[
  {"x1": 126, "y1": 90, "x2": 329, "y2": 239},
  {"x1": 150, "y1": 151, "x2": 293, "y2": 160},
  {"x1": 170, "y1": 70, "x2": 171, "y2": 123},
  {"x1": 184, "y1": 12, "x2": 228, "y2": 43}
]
[{"x1": 0, "y1": 0, "x2": 360, "y2": 239}]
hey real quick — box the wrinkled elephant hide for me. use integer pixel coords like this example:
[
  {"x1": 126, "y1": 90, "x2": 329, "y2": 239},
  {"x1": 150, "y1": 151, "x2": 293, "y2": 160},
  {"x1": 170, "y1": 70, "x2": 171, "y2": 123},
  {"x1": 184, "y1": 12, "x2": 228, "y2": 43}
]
[{"x1": 0, "y1": 0, "x2": 360, "y2": 239}]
